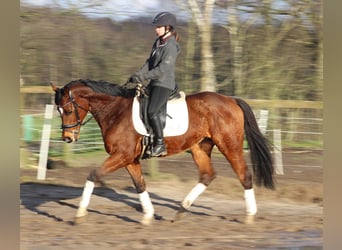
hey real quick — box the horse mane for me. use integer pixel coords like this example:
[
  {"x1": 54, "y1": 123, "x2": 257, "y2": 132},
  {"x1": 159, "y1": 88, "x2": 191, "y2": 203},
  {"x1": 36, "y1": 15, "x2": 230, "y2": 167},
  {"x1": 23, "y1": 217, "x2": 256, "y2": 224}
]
[{"x1": 65, "y1": 79, "x2": 136, "y2": 98}]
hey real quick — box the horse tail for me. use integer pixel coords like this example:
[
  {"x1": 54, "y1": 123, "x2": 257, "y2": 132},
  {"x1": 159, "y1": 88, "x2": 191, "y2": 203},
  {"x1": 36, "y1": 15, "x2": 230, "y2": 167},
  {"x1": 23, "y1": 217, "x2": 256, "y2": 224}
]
[{"x1": 235, "y1": 98, "x2": 275, "y2": 190}]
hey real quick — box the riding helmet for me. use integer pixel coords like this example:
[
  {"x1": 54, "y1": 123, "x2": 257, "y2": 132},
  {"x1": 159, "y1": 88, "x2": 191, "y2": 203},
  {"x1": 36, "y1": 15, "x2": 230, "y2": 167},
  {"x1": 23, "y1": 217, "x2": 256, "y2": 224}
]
[{"x1": 152, "y1": 12, "x2": 176, "y2": 28}]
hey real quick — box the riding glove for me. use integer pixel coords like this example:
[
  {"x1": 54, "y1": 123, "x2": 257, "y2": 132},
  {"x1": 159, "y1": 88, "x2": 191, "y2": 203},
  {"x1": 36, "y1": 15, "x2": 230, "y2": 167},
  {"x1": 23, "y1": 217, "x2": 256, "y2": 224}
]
[{"x1": 128, "y1": 73, "x2": 145, "y2": 83}]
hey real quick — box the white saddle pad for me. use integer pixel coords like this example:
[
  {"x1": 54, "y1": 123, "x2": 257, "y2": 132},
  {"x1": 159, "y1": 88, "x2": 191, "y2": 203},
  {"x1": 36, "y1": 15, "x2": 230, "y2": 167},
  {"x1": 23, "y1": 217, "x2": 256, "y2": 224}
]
[{"x1": 132, "y1": 91, "x2": 189, "y2": 137}]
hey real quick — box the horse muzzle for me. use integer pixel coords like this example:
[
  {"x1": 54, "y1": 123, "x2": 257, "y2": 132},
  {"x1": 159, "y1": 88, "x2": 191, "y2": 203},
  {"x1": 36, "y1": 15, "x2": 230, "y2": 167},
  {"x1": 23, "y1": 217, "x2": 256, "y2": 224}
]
[{"x1": 62, "y1": 130, "x2": 79, "y2": 143}]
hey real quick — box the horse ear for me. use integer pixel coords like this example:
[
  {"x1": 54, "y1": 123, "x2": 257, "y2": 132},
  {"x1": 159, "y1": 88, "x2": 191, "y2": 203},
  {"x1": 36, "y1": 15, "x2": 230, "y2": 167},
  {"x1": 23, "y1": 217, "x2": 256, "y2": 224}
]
[{"x1": 50, "y1": 82, "x2": 59, "y2": 92}]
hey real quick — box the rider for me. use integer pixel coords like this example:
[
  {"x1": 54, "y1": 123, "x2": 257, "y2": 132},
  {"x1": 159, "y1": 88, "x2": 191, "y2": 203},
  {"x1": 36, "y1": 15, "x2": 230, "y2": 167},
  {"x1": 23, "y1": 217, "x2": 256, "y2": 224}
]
[{"x1": 128, "y1": 12, "x2": 181, "y2": 157}]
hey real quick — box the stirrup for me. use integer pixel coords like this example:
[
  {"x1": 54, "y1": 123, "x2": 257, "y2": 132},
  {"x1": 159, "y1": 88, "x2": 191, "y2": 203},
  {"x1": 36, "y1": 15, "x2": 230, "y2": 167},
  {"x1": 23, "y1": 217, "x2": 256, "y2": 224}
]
[
  {"x1": 140, "y1": 135, "x2": 153, "y2": 160},
  {"x1": 150, "y1": 144, "x2": 167, "y2": 157}
]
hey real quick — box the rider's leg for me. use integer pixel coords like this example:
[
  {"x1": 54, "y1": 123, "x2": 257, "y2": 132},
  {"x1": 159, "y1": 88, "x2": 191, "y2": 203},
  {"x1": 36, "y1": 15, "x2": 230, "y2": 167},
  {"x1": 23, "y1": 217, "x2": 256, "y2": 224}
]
[{"x1": 147, "y1": 86, "x2": 172, "y2": 157}]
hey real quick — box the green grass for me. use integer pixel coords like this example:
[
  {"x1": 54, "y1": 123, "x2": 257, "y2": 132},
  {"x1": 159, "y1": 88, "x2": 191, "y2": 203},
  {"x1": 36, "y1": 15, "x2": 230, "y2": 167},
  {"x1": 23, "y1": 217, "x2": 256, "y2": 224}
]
[{"x1": 281, "y1": 140, "x2": 323, "y2": 149}]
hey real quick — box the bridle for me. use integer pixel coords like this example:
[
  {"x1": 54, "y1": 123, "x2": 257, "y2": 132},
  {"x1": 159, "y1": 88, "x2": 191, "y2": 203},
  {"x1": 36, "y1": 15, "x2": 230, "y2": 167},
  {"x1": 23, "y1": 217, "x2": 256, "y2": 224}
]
[{"x1": 57, "y1": 90, "x2": 93, "y2": 130}]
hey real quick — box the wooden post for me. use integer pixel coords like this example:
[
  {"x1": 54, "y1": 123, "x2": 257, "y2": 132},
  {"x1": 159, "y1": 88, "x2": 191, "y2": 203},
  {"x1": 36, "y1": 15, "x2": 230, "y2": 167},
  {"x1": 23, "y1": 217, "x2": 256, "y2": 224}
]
[
  {"x1": 37, "y1": 104, "x2": 54, "y2": 180},
  {"x1": 258, "y1": 109, "x2": 269, "y2": 135},
  {"x1": 63, "y1": 143, "x2": 73, "y2": 166},
  {"x1": 149, "y1": 158, "x2": 159, "y2": 180},
  {"x1": 273, "y1": 129, "x2": 284, "y2": 175}
]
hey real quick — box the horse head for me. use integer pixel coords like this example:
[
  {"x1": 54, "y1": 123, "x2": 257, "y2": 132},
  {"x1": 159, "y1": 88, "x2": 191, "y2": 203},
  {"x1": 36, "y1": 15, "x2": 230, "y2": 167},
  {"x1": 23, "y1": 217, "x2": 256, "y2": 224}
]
[{"x1": 51, "y1": 82, "x2": 90, "y2": 143}]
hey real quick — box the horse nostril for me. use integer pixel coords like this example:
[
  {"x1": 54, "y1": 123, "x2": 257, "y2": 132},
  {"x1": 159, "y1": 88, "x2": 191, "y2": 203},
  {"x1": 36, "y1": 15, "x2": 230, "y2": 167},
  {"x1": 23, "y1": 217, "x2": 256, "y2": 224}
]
[{"x1": 63, "y1": 137, "x2": 73, "y2": 143}]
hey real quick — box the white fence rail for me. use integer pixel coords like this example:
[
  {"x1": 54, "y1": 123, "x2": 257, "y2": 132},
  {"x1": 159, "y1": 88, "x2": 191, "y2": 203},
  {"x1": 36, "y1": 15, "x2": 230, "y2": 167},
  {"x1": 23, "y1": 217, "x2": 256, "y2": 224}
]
[
  {"x1": 20, "y1": 106, "x2": 323, "y2": 161},
  {"x1": 20, "y1": 105, "x2": 323, "y2": 181}
]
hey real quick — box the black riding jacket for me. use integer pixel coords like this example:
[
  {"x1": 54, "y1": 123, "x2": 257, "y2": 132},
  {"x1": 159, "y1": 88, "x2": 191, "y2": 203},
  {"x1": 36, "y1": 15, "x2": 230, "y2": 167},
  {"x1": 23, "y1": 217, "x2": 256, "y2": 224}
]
[{"x1": 134, "y1": 35, "x2": 180, "y2": 91}]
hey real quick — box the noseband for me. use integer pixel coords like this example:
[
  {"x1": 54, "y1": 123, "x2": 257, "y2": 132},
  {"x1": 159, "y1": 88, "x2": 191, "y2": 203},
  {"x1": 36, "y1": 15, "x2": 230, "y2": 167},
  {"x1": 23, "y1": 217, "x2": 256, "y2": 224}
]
[{"x1": 58, "y1": 90, "x2": 93, "y2": 129}]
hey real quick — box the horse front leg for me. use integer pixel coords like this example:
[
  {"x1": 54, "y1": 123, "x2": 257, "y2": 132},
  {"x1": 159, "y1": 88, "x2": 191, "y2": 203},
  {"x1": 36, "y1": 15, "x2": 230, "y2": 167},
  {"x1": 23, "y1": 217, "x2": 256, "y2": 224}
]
[
  {"x1": 126, "y1": 163, "x2": 154, "y2": 225},
  {"x1": 74, "y1": 155, "x2": 127, "y2": 224},
  {"x1": 74, "y1": 169, "x2": 97, "y2": 224}
]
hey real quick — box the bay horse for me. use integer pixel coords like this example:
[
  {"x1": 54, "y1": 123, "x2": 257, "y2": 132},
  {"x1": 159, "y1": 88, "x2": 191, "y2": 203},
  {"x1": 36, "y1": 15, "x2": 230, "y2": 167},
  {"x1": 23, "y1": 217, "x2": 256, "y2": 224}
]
[{"x1": 51, "y1": 79, "x2": 274, "y2": 225}]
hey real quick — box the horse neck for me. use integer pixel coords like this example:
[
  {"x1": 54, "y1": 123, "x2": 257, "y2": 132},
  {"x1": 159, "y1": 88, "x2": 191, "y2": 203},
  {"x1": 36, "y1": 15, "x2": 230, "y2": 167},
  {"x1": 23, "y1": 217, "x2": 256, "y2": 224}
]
[{"x1": 87, "y1": 95, "x2": 132, "y2": 129}]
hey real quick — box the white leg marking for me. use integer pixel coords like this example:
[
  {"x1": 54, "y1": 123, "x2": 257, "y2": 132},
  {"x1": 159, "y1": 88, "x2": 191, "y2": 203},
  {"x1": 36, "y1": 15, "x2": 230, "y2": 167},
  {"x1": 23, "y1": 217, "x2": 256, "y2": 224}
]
[
  {"x1": 139, "y1": 191, "x2": 154, "y2": 225},
  {"x1": 76, "y1": 180, "x2": 95, "y2": 217},
  {"x1": 244, "y1": 188, "x2": 257, "y2": 215},
  {"x1": 181, "y1": 183, "x2": 207, "y2": 209},
  {"x1": 75, "y1": 207, "x2": 88, "y2": 218}
]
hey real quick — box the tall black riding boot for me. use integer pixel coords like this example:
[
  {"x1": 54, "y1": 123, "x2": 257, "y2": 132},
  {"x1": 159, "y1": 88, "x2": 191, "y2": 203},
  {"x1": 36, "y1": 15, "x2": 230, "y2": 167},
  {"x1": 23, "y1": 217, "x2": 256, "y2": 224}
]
[{"x1": 149, "y1": 115, "x2": 167, "y2": 157}]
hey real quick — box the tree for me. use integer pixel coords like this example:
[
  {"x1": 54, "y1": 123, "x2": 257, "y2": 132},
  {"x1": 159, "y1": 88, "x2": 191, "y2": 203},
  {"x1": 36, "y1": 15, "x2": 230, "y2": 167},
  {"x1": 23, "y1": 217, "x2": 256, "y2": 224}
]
[
  {"x1": 187, "y1": 0, "x2": 217, "y2": 91},
  {"x1": 219, "y1": 0, "x2": 322, "y2": 100},
  {"x1": 20, "y1": 1, "x2": 322, "y2": 103}
]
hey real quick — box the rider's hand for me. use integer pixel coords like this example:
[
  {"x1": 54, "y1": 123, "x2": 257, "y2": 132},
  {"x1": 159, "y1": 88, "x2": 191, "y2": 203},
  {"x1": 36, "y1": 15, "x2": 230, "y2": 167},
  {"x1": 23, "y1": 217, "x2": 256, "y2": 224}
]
[{"x1": 128, "y1": 74, "x2": 143, "y2": 83}]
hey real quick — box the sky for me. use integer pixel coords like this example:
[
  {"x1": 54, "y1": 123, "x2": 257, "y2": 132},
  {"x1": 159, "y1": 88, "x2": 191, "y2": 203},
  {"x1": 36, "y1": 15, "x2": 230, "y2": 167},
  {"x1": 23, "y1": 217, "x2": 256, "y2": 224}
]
[
  {"x1": 20, "y1": 0, "x2": 190, "y2": 22},
  {"x1": 20, "y1": 0, "x2": 293, "y2": 24}
]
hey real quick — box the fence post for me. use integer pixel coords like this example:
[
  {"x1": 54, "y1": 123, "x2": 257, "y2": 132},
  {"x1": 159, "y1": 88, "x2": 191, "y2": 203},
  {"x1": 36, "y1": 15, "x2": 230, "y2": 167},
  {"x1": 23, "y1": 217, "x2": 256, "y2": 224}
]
[
  {"x1": 258, "y1": 109, "x2": 269, "y2": 135},
  {"x1": 63, "y1": 143, "x2": 73, "y2": 166},
  {"x1": 273, "y1": 129, "x2": 284, "y2": 175},
  {"x1": 37, "y1": 104, "x2": 54, "y2": 180},
  {"x1": 149, "y1": 158, "x2": 159, "y2": 180}
]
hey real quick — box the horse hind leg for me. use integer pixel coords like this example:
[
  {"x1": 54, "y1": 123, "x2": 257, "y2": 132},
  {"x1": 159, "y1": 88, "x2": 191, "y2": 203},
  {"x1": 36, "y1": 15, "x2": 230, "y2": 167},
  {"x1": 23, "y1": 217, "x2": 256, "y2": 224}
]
[
  {"x1": 233, "y1": 159, "x2": 257, "y2": 224},
  {"x1": 216, "y1": 141, "x2": 257, "y2": 224},
  {"x1": 175, "y1": 139, "x2": 216, "y2": 220}
]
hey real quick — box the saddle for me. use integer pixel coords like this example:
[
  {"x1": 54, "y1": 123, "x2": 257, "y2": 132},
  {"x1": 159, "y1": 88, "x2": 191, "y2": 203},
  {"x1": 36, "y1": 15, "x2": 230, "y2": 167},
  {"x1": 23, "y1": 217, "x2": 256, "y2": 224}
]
[
  {"x1": 132, "y1": 84, "x2": 189, "y2": 159},
  {"x1": 135, "y1": 84, "x2": 181, "y2": 135}
]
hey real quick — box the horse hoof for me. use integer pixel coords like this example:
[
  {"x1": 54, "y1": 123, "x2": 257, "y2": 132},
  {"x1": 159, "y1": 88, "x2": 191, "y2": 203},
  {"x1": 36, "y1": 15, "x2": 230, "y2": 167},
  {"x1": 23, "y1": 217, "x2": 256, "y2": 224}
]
[
  {"x1": 73, "y1": 216, "x2": 87, "y2": 225},
  {"x1": 173, "y1": 212, "x2": 185, "y2": 222},
  {"x1": 172, "y1": 206, "x2": 189, "y2": 222},
  {"x1": 140, "y1": 215, "x2": 153, "y2": 226},
  {"x1": 244, "y1": 214, "x2": 255, "y2": 224}
]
